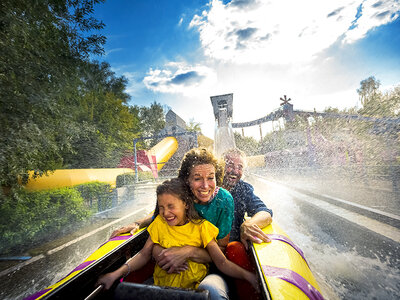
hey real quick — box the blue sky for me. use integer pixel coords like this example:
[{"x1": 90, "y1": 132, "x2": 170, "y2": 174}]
[{"x1": 93, "y1": 0, "x2": 400, "y2": 139}]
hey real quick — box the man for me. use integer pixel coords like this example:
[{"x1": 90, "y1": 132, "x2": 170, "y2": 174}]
[{"x1": 222, "y1": 148, "x2": 273, "y2": 249}]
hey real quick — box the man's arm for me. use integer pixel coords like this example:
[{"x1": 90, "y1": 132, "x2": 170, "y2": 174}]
[
  {"x1": 240, "y1": 211, "x2": 272, "y2": 249},
  {"x1": 109, "y1": 214, "x2": 153, "y2": 239},
  {"x1": 240, "y1": 183, "x2": 273, "y2": 249},
  {"x1": 153, "y1": 244, "x2": 212, "y2": 274}
]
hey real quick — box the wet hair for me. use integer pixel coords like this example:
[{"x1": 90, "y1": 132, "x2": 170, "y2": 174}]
[
  {"x1": 154, "y1": 178, "x2": 201, "y2": 223},
  {"x1": 178, "y1": 147, "x2": 224, "y2": 186},
  {"x1": 222, "y1": 148, "x2": 247, "y2": 167}
]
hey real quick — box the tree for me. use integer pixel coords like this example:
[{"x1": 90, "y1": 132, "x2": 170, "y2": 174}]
[
  {"x1": 137, "y1": 102, "x2": 166, "y2": 147},
  {"x1": 0, "y1": 0, "x2": 106, "y2": 187},
  {"x1": 381, "y1": 85, "x2": 400, "y2": 117},
  {"x1": 63, "y1": 61, "x2": 140, "y2": 168},
  {"x1": 357, "y1": 76, "x2": 383, "y2": 116},
  {"x1": 234, "y1": 132, "x2": 260, "y2": 156},
  {"x1": 186, "y1": 118, "x2": 202, "y2": 133}
]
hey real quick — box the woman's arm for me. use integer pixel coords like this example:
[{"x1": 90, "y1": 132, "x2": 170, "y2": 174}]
[
  {"x1": 96, "y1": 237, "x2": 154, "y2": 289},
  {"x1": 206, "y1": 240, "x2": 258, "y2": 290},
  {"x1": 153, "y1": 243, "x2": 212, "y2": 274}
]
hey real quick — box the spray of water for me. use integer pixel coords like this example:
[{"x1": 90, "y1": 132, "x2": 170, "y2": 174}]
[{"x1": 251, "y1": 178, "x2": 400, "y2": 300}]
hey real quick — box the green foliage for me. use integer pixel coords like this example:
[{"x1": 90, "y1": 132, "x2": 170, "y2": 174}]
[
  {"x1": 357, "y1": 76, "x2": 400, "y2": 118},
  {"x1": 0, "y1": 187, "x2": 91, "y2": 254},
  {"x1": 138, "y1": 171, "x2": 156, "y2": 182},
  {"x1": 0, "y1": 1, "x2": 170, "y2": 189},
  {"x1": 136, "y1": 102, "x2": 166, "y2": 147},
  {"x1": 0, "y1": 0, "x2": 106, "y2": 187},
  {"x1": 234, "y1": 132, "x2": 260, "y2": 155},
  {"x1": 186, "y1": 118, "x2": 202, "y2": 133},
  {"x1": 357, "y1": 76, "x2": 381, "y2": 114},
  {"x1": 116, "y1": 173, "x2": 135, "y2": 188},
  {"x1": 63, "y1": 61, "x2": 140, "y2": 168},
  {"x1": 73, "y1": 182, "x2": 113, "y2": 212}
]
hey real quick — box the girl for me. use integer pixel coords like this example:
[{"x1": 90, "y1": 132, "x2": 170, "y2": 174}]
[{"x1": 96, "y1": 178, "x2": 257, "y2": 291}]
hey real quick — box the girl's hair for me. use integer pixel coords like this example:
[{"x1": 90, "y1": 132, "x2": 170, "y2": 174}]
[
  {"x1": 154, "y1": 178, "x2": 201, "y2": 223},
  {"x1": 178, "y1": 147, "x2": 224, "y2": 186}
]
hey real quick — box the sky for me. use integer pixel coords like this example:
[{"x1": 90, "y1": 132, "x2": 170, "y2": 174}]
[{"x1": 93, "y1": 0, "x2": 400, "y2": 139}]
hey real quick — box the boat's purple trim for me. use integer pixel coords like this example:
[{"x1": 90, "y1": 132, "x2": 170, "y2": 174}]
[
  {"x1": 98, "y1": 234, "x2": 132, "y2": 249},
  {"x1": 109, "y1": 235, "x2": 132, "y2": 242},
  {"x1": 24, "y1": 288, "x2": 51, "y2": 300},
  {"x1": 262, "y1": 265, "x2": 324, "y2": 300},
  {"x1": 267, "y1": 234, "x2": 309, "y2": 267},
  {"x1": 70, "y1": 259, "x2": 96, "y2": 273},
  {"x1": 58, "y1": 259, "x2": 96, "y2": 282}
]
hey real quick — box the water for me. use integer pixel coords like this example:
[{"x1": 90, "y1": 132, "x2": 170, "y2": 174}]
[
  {"x1": 249, "y1": 176, "x2": 400, "y2": 299},
  {"x1": 214, "y1": 123, "x2": 236, "y2": 157}
]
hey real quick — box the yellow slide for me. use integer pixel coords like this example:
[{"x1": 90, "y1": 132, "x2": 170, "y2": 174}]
[{"x1": 24, "y1": 137, "x2": 178, "y2": 191}]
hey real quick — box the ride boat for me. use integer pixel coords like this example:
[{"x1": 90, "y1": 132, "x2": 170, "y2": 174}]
[{"x1": 26, "y1": 220, "x2": 324, "y2": 300}]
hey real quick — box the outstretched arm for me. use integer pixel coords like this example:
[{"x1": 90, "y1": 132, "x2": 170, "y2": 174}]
[
  {"x1": 153, "y1": 244, "x2": 212, "y2": 274},
  {"x1": 109, "y1": 214, "x2": 153, "y2": 239},
  {"x1": 240, "y1": 211, "x2": 272, "y2": 249},
  {"x1": 96, "y1": 237, "x2": 154, "y2": 289},
  {"x1": 206, "y1": 240, "x2": 258, "y2": 290}
]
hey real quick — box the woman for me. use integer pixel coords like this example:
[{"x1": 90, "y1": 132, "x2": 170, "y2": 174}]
[{"x1": 178, "y1": 147, "x2": 233, "y2": 248}]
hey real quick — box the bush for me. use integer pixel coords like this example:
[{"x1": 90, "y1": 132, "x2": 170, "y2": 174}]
[
  {"x1": 73, "y1": 182, "x2": 113, "y2": 212},
  {"x1": 138, "y1": 171, "x2": 155, "y2": 182},
  {"x1": 116, "y1": 173, "x2": 135, "y2": 188},
  {"x1": 0, "y1": 187, "x2": 91, "y2": 255},
  {"x1": 116, "y1": 171, "x2": 155, "y2": 187}
]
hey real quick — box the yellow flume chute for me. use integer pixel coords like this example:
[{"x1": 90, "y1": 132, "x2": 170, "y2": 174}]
[{"x1": 24, "y1": 137, "x2": 179, "y2": 190}]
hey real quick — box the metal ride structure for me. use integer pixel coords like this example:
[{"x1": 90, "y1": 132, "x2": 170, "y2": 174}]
[{"x1": 232, "y1": 95, "x2": 400, "y2": 135}]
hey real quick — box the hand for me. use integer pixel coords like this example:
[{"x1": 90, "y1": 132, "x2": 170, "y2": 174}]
[
  {"x1": 240, "y1": 222, "x2": 271, "y2": 250},
  {"x1": 96, "y1": 272, "x2": 118, "y2": 290},
  {"x1": 155, "y1": 247, "x2": 189, "y2": 274},
  {"x1": 109, "y1": 223, "x2": 139, "y2": 239}
]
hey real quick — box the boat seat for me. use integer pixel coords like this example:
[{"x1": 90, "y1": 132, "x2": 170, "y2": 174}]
[{"x1": 114, "y1": 282, "x2": 210, "y2": 300}]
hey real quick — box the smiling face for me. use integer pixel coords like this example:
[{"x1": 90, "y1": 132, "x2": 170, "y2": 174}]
[
  {"x1": 223, "y1": 153, "x2": 244, "y2": 190},
  {"x1": 157, "y1": 193, "x2": 188, "y2": 226},
  {"x1": 188, "y1": 164, "x2": 216, "y2": 204}
]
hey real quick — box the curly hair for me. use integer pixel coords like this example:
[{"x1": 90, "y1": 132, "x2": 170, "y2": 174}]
[
  {"x1": 154, "y1": 178, "x2": 201, "y2": 223},
  {"x1": 178, "y1": 147, "x2": 224, "y2": 186}
]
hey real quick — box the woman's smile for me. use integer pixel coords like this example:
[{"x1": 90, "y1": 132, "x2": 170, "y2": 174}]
[{"x1": 188, "y1": 164, "x2": 216, "y2": 204}]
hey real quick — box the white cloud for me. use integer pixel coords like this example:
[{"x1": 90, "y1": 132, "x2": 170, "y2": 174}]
[
  {"x1": 178, "y1": 16, "x2": 184, "y2": 26},
  {"x1": 143, "y1": 62, "x2": 218, "y2": 95},
  {"x1": 138, "y1": 0, "x2": 400, "y2": 140},
  {"x1": 344, "y1": 0, "x2": 400, "y2": 43},
  {"x1": 189, "y1": 0, "x2": 400, "y2": 64},
  {"x1": 105, "y1": 48, "x2": 124, "y2": 56}
]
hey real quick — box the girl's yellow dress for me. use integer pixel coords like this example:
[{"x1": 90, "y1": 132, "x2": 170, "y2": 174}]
[{"x1": 147, "y1": 215, "x2": 219, "y2": 289}]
